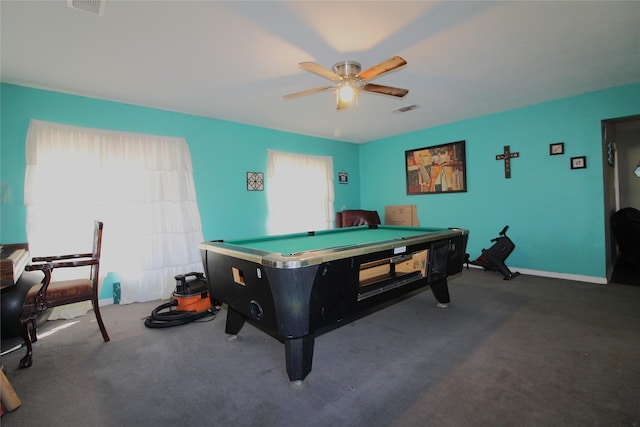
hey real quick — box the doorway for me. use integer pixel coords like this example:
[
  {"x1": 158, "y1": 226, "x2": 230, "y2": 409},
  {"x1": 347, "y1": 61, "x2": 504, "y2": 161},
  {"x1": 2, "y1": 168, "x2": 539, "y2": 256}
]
[{"x1": 602, "y1": 115, "x2": 640, "y2": 285}]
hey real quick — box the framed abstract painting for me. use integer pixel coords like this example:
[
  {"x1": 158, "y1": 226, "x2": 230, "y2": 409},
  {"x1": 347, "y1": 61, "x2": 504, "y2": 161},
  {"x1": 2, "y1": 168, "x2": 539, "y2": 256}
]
[{"x1": 405, "y1": 140, "x2": 467, "y2": 195}]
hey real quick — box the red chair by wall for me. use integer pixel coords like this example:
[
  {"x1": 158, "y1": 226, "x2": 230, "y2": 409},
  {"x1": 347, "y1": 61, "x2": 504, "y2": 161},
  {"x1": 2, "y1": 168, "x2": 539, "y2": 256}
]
[{"x1": 335, "y1": 210, "x2": 381, "y2": 228}]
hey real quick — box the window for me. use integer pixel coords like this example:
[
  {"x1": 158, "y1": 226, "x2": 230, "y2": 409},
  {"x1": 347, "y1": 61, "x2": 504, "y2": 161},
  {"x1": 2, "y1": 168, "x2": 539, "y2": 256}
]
[
  {"x1": 266, "y1": 150, "x2": 335, "y2": 235},
  {"x1": 24, "y1": 119, "x2": 204, "y2": 305}
]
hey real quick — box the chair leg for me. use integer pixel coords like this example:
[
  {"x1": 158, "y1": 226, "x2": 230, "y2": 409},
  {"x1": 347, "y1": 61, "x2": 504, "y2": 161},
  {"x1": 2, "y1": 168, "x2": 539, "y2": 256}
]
[
  {"x1": 91, "y1": 297, "x2": 110, "y2": 342},
  {"x1": 18, "y1": 317, "x2": 36, "y2": 369}
]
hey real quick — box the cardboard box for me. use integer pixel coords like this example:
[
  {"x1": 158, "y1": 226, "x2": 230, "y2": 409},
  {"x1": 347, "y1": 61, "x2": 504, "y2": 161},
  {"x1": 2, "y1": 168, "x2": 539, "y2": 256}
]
[{"x1": 384, "y1": 205, "x2": 419, "y2": 226}]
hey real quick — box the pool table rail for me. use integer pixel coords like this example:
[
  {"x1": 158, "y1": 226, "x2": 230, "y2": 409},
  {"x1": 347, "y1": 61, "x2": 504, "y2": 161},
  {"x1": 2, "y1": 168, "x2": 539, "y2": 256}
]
[{"x1": 200, "y1": 226, "x2": 467, "y2": 269}]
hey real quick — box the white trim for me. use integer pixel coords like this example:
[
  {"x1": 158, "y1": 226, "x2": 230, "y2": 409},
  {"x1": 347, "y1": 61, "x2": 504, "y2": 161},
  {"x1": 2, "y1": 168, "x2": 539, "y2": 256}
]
[
  {"x1": 466, "y1": 264, "x2": 607, "y2": 284},
  {"x1": 513, "y1": 267, "x2": 607, "y2": 284},
  {"x1": 98, "y1": 298, "x2": 113, "y2": 307}
]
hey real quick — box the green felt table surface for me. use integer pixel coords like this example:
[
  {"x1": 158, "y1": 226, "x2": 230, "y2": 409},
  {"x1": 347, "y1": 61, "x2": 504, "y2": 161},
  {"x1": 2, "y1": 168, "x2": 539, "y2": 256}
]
[{"x1": 224, "y1": 226, "x2": 447, "y2": 256}]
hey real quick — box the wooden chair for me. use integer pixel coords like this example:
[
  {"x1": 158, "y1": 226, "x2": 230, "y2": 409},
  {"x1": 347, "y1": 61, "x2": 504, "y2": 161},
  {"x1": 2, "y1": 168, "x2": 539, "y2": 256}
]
[{"x1": 18, "y1": 221, "x2": 110, "y2": 368}]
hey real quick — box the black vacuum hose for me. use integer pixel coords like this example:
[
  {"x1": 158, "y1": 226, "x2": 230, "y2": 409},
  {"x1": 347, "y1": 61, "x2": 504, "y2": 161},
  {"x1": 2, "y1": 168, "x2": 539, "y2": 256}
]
[{"x1": 144, "y1": 300, "x2": 216, "y2": 328}]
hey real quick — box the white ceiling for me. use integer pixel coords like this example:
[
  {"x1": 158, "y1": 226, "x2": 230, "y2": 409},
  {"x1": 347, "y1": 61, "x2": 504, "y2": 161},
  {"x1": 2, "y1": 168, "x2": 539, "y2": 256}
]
[{"x1": 2, "y1": 1, "x2": 639, "y2": 143}]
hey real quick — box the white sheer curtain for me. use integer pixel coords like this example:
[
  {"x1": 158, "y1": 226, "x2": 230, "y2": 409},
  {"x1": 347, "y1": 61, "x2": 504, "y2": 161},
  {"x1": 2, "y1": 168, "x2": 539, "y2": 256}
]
[
  {"x1": 24, "y1": 119, "x2": 204, "y2": 306},
  {"x1": 266, "y1": 149, "x2": 335, "y2": 235}
]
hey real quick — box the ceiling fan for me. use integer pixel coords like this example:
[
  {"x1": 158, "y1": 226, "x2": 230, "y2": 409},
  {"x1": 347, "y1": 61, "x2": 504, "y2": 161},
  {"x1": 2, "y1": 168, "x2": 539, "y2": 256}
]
[{"x1": 283, "y1": 56, "x2": 409, "y2": 110}]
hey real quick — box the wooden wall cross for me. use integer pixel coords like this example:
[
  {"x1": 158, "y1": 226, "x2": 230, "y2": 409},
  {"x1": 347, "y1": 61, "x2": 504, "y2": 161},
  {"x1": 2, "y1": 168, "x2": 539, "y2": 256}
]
[{"x1": 495, "y1": 145, "x2": 520, "y2": 179}]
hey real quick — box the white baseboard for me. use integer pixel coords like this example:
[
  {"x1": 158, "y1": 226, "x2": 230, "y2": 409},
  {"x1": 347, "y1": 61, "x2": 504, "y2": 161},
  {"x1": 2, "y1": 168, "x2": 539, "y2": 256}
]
[
  {"x1": 98, "y1": 298, "x2": 113, "y2": 307},
  {"x1": 466, "y1": 264, "x2": 607, "y2": 284},
  {"x1": 514, "y1": 267, "x2": 607, "y2": 284}
]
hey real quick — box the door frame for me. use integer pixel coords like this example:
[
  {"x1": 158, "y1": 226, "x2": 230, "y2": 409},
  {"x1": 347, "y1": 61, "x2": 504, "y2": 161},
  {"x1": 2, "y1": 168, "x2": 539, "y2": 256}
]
[{"x1": 602, "y1": 114, "x2": 640, "y2": 282}]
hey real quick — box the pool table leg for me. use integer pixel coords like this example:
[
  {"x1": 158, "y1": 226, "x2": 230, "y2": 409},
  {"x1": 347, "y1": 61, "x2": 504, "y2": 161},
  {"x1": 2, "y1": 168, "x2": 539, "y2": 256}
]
[
  {"x1": 429, "y1": 278, "x2": 451, "y2": 306},
  {"x1": 225, "y1": 306, "x2": 246, "y2": 335},
  {"x1": 284, "y1": 335, "x2": 314, "y2": 383}
]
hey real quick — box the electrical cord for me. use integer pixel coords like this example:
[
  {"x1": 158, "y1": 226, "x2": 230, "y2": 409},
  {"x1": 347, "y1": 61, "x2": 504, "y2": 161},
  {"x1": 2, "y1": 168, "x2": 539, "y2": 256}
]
[{"x1": 143, "y1": 300, "x2": 219, "y2": 328}]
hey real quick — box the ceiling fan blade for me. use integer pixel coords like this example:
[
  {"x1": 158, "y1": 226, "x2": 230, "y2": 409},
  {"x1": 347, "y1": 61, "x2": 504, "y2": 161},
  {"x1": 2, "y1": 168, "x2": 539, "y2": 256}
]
[
  {"x1": 357, "y1": 56, "x2": 407, "y2": 81},
  {"x1": 283, "y1": 86, "x2": 335, "y2": 99},
  {"x1": 299, "y1": 62, "x2": 342, "y2": 82},
  {"x1": 363, "y1": 83, "x2": 409, "y2": 98}
]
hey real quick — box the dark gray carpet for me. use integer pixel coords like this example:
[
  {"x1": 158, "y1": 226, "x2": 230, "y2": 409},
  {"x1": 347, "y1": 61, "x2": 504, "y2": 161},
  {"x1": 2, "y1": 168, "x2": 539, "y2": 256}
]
[{"x1": 2, "y1": 269, "x2": 639, "y2": 426}]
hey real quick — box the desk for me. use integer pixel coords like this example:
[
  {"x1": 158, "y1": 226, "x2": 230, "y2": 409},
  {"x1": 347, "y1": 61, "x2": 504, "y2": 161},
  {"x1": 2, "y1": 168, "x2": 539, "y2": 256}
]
[
  {"x1": 1, "y1": 244, "x2": 29, "y2": 289},
  {"x1": 1, "y1": 244, "x2": 40, "y2": 340},
  {"x1": 200, "y1": 225, "x2": 469, "y2": 383}
]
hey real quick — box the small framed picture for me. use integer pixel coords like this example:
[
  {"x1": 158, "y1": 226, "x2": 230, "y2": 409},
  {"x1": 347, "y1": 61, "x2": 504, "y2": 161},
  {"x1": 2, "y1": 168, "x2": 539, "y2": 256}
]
[
  {"x1": 338, "y1": 172, "x2": 348, "y2": 184},
  {"x1": 246, "y1": 172, "x2": 264, "y2": 191},
  {"x1": 550, "y1": 142, "x2": 564, "y2": 155},
  {"x1": 570, "y1": 156, "x2": 586, "y2": 169}
]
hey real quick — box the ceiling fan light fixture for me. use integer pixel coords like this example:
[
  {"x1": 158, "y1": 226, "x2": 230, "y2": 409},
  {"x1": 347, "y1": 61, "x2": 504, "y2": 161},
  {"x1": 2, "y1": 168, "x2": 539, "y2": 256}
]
[
  {"x1": 337, "y1": 80, "x2": 358, "y2": 105},
  {"x1": 338, "y1": 85, "x2": 354, "y2": 103}
]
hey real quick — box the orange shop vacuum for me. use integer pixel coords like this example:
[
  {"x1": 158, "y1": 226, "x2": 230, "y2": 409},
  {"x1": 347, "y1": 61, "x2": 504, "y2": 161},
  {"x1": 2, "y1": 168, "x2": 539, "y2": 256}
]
[{"x1": 144, "y1": 272, "x2": 219, "y2": 328}]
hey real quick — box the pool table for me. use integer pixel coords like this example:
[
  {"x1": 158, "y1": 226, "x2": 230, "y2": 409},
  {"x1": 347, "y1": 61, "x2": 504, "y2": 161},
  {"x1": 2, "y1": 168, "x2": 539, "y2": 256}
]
[{"x1": 200, "y1": 225, "x2": 469, "y2": 383}]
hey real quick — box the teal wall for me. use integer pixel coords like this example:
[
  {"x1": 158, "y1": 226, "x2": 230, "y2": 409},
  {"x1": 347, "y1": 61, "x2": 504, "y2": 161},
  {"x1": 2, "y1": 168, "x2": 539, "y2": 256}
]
[
  {"x1": 0, "y1": 83, "x2": 361, "y2": 244},
  {"x1": 2, "y1": 82, "x2": 639, "y2": 281},
  {"x1": 360, "y1": 83, "x2": 640, "y2": 279}
]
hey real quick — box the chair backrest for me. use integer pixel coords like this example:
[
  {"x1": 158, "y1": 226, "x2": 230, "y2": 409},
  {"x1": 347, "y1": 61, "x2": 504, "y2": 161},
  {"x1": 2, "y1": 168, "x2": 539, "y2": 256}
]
[
  {"x1": 336, "y1": 210, "x2": 381, "y2": 228},
  {"x1": 90, "y1": 221, "x2": 103, "y2": 284}
]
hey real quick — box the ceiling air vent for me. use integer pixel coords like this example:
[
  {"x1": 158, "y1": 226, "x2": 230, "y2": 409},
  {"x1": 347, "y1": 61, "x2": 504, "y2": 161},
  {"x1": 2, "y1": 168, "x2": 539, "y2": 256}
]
[
  {"x1": 394, "y1": 104, "x2": 419, "y2": 113},
  {"x1": 67, "y1": 0, "x2": 106, "y2": 16}
]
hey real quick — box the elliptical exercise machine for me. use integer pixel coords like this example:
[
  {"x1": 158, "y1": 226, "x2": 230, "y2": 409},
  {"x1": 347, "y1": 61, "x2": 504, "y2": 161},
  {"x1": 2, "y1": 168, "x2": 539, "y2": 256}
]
[{"x1": 466, "y1": 225, "x2": 520, "y2": 280}]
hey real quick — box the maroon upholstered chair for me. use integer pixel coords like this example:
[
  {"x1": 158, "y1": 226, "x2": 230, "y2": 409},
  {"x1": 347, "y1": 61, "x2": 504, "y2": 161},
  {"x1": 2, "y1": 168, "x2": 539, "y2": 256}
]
[
  {"x1": 335, "y1": 210, "x2": 381, "y2": 228},
  {"x1": 18, "y1": 221, "x2": 109, "y2": 368}
]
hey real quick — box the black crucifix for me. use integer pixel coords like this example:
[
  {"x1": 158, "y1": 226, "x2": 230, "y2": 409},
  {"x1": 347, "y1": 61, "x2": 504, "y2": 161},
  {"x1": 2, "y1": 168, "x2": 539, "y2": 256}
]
[{"x1": 495, "y1": 145, "x2": 520, "y2": 179}]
